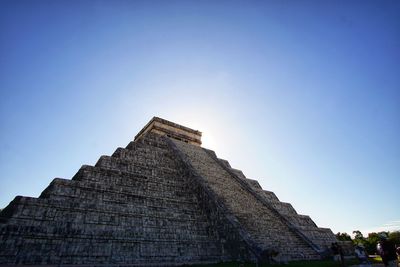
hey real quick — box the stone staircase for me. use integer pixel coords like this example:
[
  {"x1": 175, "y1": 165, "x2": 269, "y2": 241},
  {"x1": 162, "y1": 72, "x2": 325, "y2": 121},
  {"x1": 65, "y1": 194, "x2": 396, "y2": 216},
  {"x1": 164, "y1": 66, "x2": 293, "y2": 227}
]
[{"x1": 171, "y1": 139, "x2": 328, "y2": 261}]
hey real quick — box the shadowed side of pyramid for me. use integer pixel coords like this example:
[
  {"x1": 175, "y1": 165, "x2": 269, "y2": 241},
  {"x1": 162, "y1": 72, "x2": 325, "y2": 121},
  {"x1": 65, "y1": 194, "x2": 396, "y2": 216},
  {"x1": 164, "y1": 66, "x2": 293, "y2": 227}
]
[
  {"x1": 0, "y1": 117, "x2": 337, "y2": 265},
  {"x1": 214, "y1": 158, "x2": 337, "y2": 251},
  {"x1": 168, "y1": 139, "x2": 337, "y2": 262}
]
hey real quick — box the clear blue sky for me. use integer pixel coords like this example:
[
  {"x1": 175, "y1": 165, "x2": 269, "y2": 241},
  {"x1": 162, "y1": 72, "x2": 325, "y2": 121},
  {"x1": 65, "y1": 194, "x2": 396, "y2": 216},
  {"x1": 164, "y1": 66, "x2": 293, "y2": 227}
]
[{"x1": 1, "y1": 0, "x2": 399, "y2": 236}]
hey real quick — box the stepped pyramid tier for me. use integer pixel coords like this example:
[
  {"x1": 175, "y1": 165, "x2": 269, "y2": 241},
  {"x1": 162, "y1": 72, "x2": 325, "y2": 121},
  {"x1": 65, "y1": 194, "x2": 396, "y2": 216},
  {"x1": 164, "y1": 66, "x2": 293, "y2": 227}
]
[{"x1": 0, "y1": 117, "x2": 337, "y2": 265}]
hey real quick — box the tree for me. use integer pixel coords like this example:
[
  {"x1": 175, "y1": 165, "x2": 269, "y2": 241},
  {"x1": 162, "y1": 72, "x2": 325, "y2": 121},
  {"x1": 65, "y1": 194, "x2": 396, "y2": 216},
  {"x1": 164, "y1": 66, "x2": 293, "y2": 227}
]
[
  {"x1": 364, "y1": 232, "x2": 379, "y2": 255},
  {"x1": 388, "y1": 231, "x2": 400, "y2": 245},
  {"x1": 336, "y1": 232, "x2": 352, "y2": 241},
  {"x1": 353, "y1": 230, "x2": 365, "y2": 245}
]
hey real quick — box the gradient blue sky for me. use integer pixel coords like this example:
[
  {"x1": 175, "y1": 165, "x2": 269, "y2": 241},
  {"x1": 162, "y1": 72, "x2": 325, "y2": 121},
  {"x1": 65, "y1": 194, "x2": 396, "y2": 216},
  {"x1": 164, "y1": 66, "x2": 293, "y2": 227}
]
[{"x1": 1, "y1": 0, "x2": 399, "y2": 236}]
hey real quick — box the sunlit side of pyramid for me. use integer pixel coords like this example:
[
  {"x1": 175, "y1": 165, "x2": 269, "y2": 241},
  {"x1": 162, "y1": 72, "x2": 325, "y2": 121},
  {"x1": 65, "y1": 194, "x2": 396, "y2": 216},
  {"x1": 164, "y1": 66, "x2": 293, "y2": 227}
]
[{"x1": 0, "y1": 117, "x2": 336, "y2": 265}]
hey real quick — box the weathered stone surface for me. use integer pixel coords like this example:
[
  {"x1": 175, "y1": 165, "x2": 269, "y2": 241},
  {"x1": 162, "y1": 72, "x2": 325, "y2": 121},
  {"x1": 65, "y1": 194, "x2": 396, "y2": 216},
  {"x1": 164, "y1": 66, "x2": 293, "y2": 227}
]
[
  {"x1": 0, "y1": 117, "x2": 336, "y2": 265},
  {"x1": 135, "y1": 117, "x2": 202, "y2": 146},
  {"x1": 171, "y1": 140, "x2": 325, "y2": 261}
]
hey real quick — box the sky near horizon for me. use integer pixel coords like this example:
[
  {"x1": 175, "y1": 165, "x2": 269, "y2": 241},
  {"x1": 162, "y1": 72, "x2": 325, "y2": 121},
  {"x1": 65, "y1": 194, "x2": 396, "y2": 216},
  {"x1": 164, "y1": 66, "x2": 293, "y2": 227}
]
[{"x1": 0, "y1": 0, "x2": 399, "y2": 236}]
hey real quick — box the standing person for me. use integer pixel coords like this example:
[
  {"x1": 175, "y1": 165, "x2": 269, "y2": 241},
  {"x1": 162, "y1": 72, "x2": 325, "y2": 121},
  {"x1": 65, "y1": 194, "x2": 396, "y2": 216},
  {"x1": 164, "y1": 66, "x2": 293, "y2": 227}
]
[
  {"x1": 377, "y1": 233, "x2": 398, "y2": 267},
  {"x1": 338, "y1": 243, "x2": 346, "y2": 267},
  {"x1": 355, "y1": 244, "x2": 370, "y2": 266},
  {"x1": 396, "y1": 245, "x2": 400, "y2": 263},
  {"x1": 331, "y1": 242, "x2": 340, "y2": 262}
]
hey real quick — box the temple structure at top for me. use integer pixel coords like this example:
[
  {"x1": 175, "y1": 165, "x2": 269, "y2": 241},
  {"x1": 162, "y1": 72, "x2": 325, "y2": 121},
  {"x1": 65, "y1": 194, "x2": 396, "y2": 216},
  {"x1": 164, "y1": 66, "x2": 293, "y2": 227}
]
[{"x1": 134, "y1": 117, "x2": 202, "y2": 146}]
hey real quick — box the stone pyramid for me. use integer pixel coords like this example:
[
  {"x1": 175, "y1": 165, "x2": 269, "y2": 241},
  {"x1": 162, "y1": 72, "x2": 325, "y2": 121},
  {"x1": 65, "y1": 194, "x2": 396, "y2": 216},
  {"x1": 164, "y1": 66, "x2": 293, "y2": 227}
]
[{"x1": 0, "y1": 117, "x2": 336, "y2": 265}]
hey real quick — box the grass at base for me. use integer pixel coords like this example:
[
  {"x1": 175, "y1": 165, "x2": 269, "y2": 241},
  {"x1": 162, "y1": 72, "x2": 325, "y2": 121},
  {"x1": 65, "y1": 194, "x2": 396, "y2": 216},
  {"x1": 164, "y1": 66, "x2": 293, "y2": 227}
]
[
  {"x1": 370, "y1": 255, "x2": 400, "y2": 264},
  {"x1": 193, "y1": 258, "x2": 360, "y2": 267},
  {"x1": 370, "y1": 256, "x2": 382, "y2": 263}
]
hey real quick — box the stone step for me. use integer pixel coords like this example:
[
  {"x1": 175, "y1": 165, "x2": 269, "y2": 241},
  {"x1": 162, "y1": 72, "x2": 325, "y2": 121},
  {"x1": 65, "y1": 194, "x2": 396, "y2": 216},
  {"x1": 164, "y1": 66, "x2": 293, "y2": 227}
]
[
  {"x1": 126, "y1": 133, "x2": 169, "y2": 151},
  {"x1": 262, "y1": 190, "x2": 280, "y2": 202},
  {"x1": 41, "y1": 177, "x2": 196, "y2": 203},
  {"x1": 0, "y1": 235, "x2": 224, "y2": 265},
  {"x1": 94, "y1": 156, "x2": 181, "y2": 180},
  {"x1": 245, "y1": 178, "x2": 262, "y2": 189},
  {"x1": 0, "y1": 196, "x2": 206, "y2": 226},
  {"x1": 217, "y1": 158, "x2": 231, "y2": 168},
  {"x1": 112, "y1": 147, "x2": 179, "y2": 168},
  {"x1": 0, "y1": 220, "x2": 217, "y2": 242},
  {"x1": 72, "y1": 165, "x2": 187, "y2": 186},
  {"x1": 270, "y1": 201, "x2": 298, "y2": 216}
]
